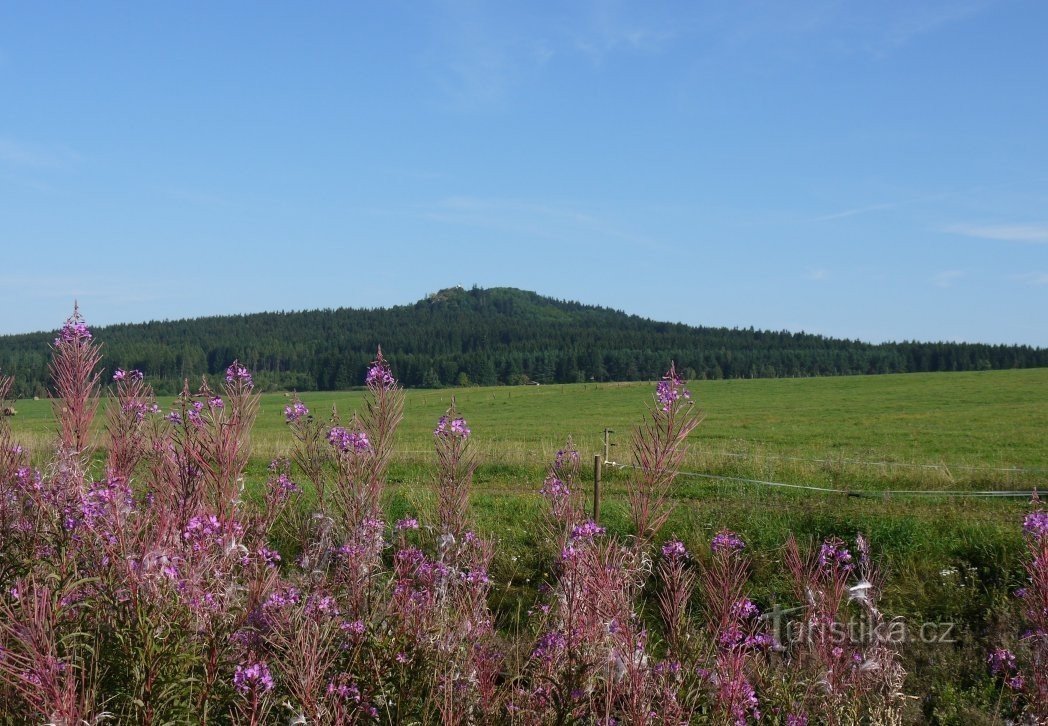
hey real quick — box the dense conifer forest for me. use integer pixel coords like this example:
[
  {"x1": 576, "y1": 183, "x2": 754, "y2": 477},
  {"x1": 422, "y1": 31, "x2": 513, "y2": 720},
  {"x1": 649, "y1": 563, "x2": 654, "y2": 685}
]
[{"x1": 0, "y1": 286, "x2": 1044, "y2": 397}]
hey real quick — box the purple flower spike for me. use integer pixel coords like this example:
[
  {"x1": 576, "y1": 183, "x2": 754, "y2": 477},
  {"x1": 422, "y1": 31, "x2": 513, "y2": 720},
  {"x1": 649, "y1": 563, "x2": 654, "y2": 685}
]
[
  {"x1": 328, "y1": 427, "x2": 371, "y2": 454},
  {"x1": 434, "y1": 415, "x2": 471, "y2": 439},
  {"x1": 233, "y1": 659, "x2": 274, "y2": 695},
  {"x1": 988, "y1": 647, "x2": 1017, "y2": 676},
  {"x1": 55, "y1": 317, "x2": 92, "y2": 346},
  {"x1": 730, "y1": 598, "x2": 759, "y2": 619},
  {"x1": 1023, "y1": 510, "x2": 1048, "y2": 540},
  {"x1": 225, "y1": 361, "x2": 253, "y2": 388},
  {"x1": 366, "y1": 362, "x2": 396, "y2": 389},
  {"x1": 570, "y1": 520, "x2": 606, "y2": 540},
  {"x1": 661, "y1": 539, "x2": 689, "y2": 561},
  {"x1": 711, "y1": 530, "x2": 746, "y2": 554},
  {"x1": 284, "y1": 400, "x2": 309, "y2": 423},
  {"x1": 818, "y1": 538, "x2": 854, "y2": 571},
  {"x1": 655, "y1": 365, "x2": 692, "y2": 412}
]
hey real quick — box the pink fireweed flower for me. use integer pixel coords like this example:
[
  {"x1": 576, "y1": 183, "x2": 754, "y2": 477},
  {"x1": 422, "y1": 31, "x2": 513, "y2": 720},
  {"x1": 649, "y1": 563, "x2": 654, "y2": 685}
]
[
  {"x1": 284, "y1": 400, "x2": 309, "y2": 422},
  {"x1": 257, "y1": 546, "x2": 281, "y2": 568},
  {"x1": 233, "y1": 660, "x2": 274, "y2": 695},
  {"x1": 327, "y1": 678, "x2": 362, "y2": 702},
  {"x1": 655, "y1": 368, "x2": 692, "y2": 412},
  {"x1": 225, "y1": 362, "x2": 253, "y2": 388},
  {"x1": 340, "y1": 620, "x2": 366, "y2": 636},
  {"x1": 113, "y1": 369, "x2": 126, "y2": 381},
  {"x1": 268, "y1": 472, "x2": 298, "y2": 502},
  {"x1": 183, "y1": 515, "x2": 243, "y2": 553},
  {"x1": 54, "y1": 318, "x2": 92, "y2": 346},
  {"x1": 570, "y1": 520, "x2": 605, "y2": 540},
  {"x1": 540, "y1": 475, "x2": 569, "y2": 499},
  {"x1": 434, "y1": 415, "x2": 471, "y2": 438},
  {"x1": 187, "y1": 401, "x2": 205, "y2": 427},
  {"x1": 463, "y1": 568, "x2": 492, "y2": 586},
  {"x1": 988, "y1": 647, "x2": 1017, "y2": 676},
  {"x1": 366, "y1": 362, "x2": 395, "y2": 388},
  {"x1": 554, "y1": 448, "x2": 580, "y2": 469},
  {"x1": 15, "y1": 467, "x2": 36, "y2": 489},
  {"x1": 263, "y1": 587, "x2": 302, "y2": 611},
  {"x1": 394, "y1": 517, "x2": 420, "y2": 531},
  {"x1": 304, "y1": 593, "x2": 340, "y2": 618},
  {"x1": 818, "y1": 539, "x2": 854, "y2": 571},
  {"x1": 531, "y1": 631, "x2": 567, "y2": 662},
  {"x1": 1023, "y1": 510, "x2": 1048, "y2": 540},
  {"x1": 121, "y1": 400, "x2": 149, "y2": 422},
  {"x1": 711, "y1": 530, "x2": 746, "y2": 554},
  {"x1": 730, "y1": 598, "x2": 759, "y2": 620},
  {"x1": 661, "y1": 539, "x2": 689, "y2": 561},
  {"x1": 208, "y1": 396, "x2": 224, "y2": 409},
  {"x1": 328, "y1": 427, "x2": 371, "y2": 453}
]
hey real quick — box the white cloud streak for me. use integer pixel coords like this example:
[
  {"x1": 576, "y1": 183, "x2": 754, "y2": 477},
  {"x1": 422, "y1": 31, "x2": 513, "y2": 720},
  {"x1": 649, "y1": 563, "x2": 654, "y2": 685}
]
[
  {"x1": 947, "y1": 224, "x2": 1048, "y2": 243},
  {"x1": 1013, "y1": 272, "x2": 1048, "y2": 286},
  {"x1": 932, "y1": 270, "x2": 964, "y2": 288},
  {"x1": 0, "y1": 137, "x2": 80, "y2": 169}
]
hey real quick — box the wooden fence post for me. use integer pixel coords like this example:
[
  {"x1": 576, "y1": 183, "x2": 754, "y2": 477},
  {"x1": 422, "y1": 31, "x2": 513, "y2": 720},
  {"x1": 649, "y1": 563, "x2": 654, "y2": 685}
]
[{"x1": 593, "y1": 454, "x2": 602, "y2": 523}]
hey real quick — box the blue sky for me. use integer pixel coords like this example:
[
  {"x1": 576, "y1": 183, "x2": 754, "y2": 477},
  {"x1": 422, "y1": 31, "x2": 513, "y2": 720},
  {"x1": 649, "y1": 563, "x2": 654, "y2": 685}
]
[{"x1": 1, "y1": 1, "x2": 1046, "y2": 345}]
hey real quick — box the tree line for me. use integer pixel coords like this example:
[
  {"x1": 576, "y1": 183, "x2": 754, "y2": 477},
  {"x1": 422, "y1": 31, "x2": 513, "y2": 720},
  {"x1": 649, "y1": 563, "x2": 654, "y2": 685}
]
[{"x1": 1, "y1": 286, "x2": 1044, "y2": 397}]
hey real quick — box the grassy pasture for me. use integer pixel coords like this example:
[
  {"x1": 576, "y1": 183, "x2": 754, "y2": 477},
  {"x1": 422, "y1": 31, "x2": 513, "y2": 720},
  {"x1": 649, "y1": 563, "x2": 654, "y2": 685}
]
[{"x1": 11, "y1": 366, "x2": 1047, "y2": 471}]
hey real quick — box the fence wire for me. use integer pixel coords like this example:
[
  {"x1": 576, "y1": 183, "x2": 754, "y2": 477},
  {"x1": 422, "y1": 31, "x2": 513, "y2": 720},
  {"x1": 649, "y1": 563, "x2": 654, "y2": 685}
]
[{"x1": 603, "y1": 461, "x2": 1040, "y2": 500}]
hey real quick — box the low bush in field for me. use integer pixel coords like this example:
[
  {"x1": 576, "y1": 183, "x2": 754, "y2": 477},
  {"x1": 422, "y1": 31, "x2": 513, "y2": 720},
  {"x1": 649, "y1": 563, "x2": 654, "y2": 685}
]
[{"x1": 0, "y1": 309, "x2": 1044, "y2": 725}]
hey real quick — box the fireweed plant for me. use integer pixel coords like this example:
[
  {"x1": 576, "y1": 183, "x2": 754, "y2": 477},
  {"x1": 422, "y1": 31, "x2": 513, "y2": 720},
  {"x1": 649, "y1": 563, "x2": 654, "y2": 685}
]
[
  {"x1": 0, "y1": 308, "x2": 1028, "y2": 724},
  {"x1": 988, "y1": 495, "x2": 1048, "y2": 722}
]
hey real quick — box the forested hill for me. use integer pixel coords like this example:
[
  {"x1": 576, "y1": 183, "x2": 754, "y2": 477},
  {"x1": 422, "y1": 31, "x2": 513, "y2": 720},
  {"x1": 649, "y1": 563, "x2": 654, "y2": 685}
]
[{"x1": 1, "y1": 286, "x2": 1045, "y2": 397}]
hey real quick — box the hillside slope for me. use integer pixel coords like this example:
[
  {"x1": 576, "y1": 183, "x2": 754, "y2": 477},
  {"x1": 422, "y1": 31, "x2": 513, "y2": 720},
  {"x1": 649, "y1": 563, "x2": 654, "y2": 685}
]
[{"x1": 0, "y1": 286, "x2": 1044, "y2": 396}]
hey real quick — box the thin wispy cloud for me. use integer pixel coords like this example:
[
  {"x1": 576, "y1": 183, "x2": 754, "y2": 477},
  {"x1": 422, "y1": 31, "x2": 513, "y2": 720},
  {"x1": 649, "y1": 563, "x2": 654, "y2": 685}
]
[
  {"x1": 1013, "y1": 271, "x2": 1048, "y2": 286},
  {"x1": 426, "y1": 2, "x2": 678, "y2": 109},
  {"x1": 574, "y1": 3, "x2": 675, "y2": 65},
  {"x1": 947, "y1": 224, "x2": 1048, "y2": 243},
  {"x1": 813, "y1": 202, "x2": 897, "y2": 222},
  {"x1": 420, "y1": 195, "x2": 656, "y2": 249},
  {"x1": 806, "y1": 268, "x2": 830, "y2": 281},
  {"x1": 425, "y1": 3, "x2": 517, "y2": 111},
  {"x1": 932, "y1": 270, "x2": 965, "y2": 288},
  {"x1": 0, "y1": 137, "x2": 80, "y2": 169},
  {"x1": 881, "y1": 1, "x2": 989, "y2": 48}
]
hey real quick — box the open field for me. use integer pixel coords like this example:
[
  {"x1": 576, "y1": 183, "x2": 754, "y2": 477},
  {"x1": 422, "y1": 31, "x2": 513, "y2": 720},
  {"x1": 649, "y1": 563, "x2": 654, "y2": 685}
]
[{"x1": 12, "y1": 366, "x2": 1048, "y2": 473}]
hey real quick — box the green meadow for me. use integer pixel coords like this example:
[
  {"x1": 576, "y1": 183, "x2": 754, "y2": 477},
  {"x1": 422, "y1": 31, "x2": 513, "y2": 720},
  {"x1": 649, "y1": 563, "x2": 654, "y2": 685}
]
[{"x1": 11, "y1": 366, "x2": 1048, "y2": 469}]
